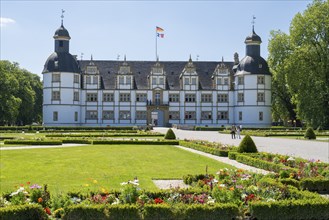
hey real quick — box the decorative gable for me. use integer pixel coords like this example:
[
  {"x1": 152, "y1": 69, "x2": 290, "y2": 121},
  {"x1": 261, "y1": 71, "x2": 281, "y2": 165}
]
[
  {"x1": 148, "y1": 58, "x2": 166, "y2": 90},
  {"x1": 116, "y1": 56, "x2": 134, "y2": 89},
  {"x1": 180, "y1": 56, "x2": 198, "y2": 90}
]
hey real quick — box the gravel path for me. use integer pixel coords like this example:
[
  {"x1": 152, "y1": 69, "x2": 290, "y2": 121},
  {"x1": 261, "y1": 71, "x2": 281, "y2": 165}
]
[{"x1": 153, "y1": 180, "x2": 189, "y2": 189}]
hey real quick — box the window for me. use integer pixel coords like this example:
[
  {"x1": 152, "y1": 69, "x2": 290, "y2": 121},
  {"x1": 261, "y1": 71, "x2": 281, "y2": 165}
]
[
  {"x1": 223, "y1": 78, "x2": 229, "y2": 85},
  {"x1": 103, "y1": 111, "x2": 114, "y2": 120},
  {"x1": 126, "y1": 76, "x2": 132, "y2": 85},
  {"x1": 185, "y1": 111, "x2": 196, "y2": 119},
  {"x1": 136, "y1": 93, "x2": 147, "y2": 102},
  {"x1": 152, "y1": 77, "x2": 157, "y2": 85},
  {"x1": 53, "y1": 111, "x2": 58, "y2": 121},
  {"x1": 201, "y1": 111, "x2": 212, "y2": 120},
  {"x1": 201, "y1": 94, "x2": 212, "y2": 102},
  {"x1": 216, "y1": 77, "x2": 222, "y2": 85},
  {"x1": 257, "y1": 76, "x2": 265, "y2": 84},
  {"x1": 136, "y1": 111, "x2": 147, "y2": 120},
  {"x1": 185, "y1": 94, "x2": 196, "y2": 102},
  {"x1": 159, "y1": 77, "x2": 164, "y2": 85},
  {"x1": 73, "y1": 92, "x2": 79, "y2": 101},
  {"x1": 218, "y1": 111, "x2": 228, "y2": 120},
  {"x1": 86, "y1": 111, "x2": 98, "y2": 119},
  {"x1": 169, "y1": 111, "x2": 180, "y2": 120},
  {"x1": 86, "y1": 76, "x2": 92, "y2": 84},
  {"x1": 119, "y1": 76, "x2": 124, "y2": 85},
  {"x1": 103, "y1": 93, "x2": 114, "y2": 102},
  {"x1": 169, "y1": 94, "x2": 180, "y2": 102},
  {"x1": 191, "y1": 78, "x2": 197, "y2": 85},
  {"x1": 86, "y1": 93, "x2": 98, "y2": 102},
  {"x1": 52, "y1": 91, "x2": 60, "y2": 100},
  {"x1": 74, "y1": 75, "x2": 80, "y2": 83},
  {"x1": 217, "y1": 94, "x2": 228, "y2": 103},
  {"x1": 52, "y1": 74, "x2": 60, "y2": 82},
  {"x1": 74, "y1": 112, "x2": 78, "y2": 122},
  {"x1": 238, "y1": 93, "x2": 244, "y2": 102},
  {"x1": 119, "y1": 111, "x2": 131, "y2": 119},
  {"x1": 92, "y1": 76, "x2": 98, "y2": 85},
  {"x1": 59, "y1": 41, "x2": 63, "y2": 47},
  {"x1": 184, "y1": 78, "x2": 189, "y2": 85},
  {"x1": 259, "y1": 111, "x2": 263, "y2": 121},
  {"x1": 238, "y1": 76, "x2": 244, "y2": 85},
  {"x1": 257, "y1": 92, "x2": 265, "y2": 102},
  {"x1": 239, "y1": 111, "x2": 243, "y2": 121},
  {"x1": 119, "y1": 93, "x2": 130, "y2": 102}
]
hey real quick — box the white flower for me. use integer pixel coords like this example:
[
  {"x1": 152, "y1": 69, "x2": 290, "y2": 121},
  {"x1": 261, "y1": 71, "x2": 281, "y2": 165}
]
[
  {"x1": 213, "y1": 179, "x2": 218, "y2": 183},
  {"x1": 120, "y1": 182, "x2": 128, "y2": 186},
  {"x1": 219, "y1": 184, "x2": 226, "y2": 188},
  {"x1": 287, "y1": 157, "x2": 295, "y2": 161}
]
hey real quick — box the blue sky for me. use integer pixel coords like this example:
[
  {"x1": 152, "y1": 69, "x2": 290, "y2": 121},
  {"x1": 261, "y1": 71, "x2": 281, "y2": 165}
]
[{"x1": 1, "y1": 1, "x2": 311, "y2": 77}]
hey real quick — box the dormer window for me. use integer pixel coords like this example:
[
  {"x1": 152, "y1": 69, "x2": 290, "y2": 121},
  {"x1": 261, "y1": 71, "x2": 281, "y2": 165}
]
[{"x1": 191, "y1": 78, "x2": 197, "y2": 85}]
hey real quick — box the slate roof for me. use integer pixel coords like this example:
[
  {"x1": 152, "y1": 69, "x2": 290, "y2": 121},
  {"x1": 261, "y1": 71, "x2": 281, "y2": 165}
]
[
  {"x1": 78, "y1": 60, "x2": 234, "y2": 90},
  {"x1": 236, "y1": 56, "x2": 271, "y2": 75},
  {"x1": 43, "y1": 52, "x2": 80, "y2": 73}
]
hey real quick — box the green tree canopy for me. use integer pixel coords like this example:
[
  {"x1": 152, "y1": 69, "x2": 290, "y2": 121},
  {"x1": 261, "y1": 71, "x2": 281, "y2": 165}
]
[
  {"x1": 268, "y1": 0, "x2": 329, "y2": 128},
  {"x1": 0, "y1": 61, "x2": 43, "y2": 125}
]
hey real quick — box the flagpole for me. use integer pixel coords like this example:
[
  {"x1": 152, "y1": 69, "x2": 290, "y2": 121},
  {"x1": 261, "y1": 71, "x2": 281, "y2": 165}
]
[{"x1": 155, "y1": 28, "x2": 157, "y2": 60}]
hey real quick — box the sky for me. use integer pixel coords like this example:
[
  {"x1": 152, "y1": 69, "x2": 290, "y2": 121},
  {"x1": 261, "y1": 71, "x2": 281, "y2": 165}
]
[{"x1": 1, "y1": 0, "x2": 312, "y2": 77}]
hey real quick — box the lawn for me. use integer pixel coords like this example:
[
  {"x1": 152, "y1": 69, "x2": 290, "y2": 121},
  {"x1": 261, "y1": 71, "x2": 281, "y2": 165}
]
[{"x1": 0, "y1": 145, "x2": 234, "y2": 194}]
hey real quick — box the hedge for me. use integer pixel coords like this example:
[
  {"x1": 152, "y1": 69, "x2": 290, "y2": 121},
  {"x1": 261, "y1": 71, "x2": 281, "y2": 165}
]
[
  {"x1": 92, "y1": 140, "x2": 179, "y2": 145},
  {"x1": 179, "y1": 141, "x2": 229, "y2": 157},
  {"x1": 249, "y1": 199, "x2": 329, "y2": 220},
  {"x1": 0, "y1": 126, "x2": 134, "y2": 131},
  {"x1": 0, "y1": 204, "x2": 47, "y2": 220},
  {"x1": 62, "y1": 139, "x2": 92, "y2": 144},
  {"x1": 45, "y1": 133, "x2": 163, "y2": 138},
  {"x1": 3, "y1": 140, "x2": 62, "y2": 145},
  {"x1": 63, "y1": 204, "x2": 108, "y2": 220},
  {"x1": 194, "y1": 127, "x2": 225, "y2": 131},
  {"x1": 300, "y1": 177, "x2": 329, "y2": 193}
]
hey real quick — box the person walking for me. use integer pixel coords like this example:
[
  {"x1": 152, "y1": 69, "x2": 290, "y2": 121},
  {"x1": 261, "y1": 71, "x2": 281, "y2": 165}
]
[
  {"x1": 236, "y1": 126, "x2": 241, "y2": 139},
  {"x1": 230, "y1": 125, "x2": 236, "y2": 139}
]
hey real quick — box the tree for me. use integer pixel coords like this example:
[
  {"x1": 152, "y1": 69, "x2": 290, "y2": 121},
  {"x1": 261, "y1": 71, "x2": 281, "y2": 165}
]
[{"x1": 268, "y1": 0, "x2": 329, "y2": 128}]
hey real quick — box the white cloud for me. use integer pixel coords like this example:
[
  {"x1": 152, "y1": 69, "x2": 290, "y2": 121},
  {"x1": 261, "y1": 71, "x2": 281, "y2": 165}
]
[{"x1": 0, "y1": 17, "x2": 16, "y2": 27}]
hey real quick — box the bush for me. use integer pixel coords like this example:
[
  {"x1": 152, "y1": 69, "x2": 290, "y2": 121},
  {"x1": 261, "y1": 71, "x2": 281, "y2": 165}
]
[
  {"x1": 237, "y1": 135, "x2": 258, "y2": 153},
  {"x1": 108, "y1": 205, "x2": 140, "y2": 220},
  {"x1": 3, "y1": 140, "x2": 62, "y2": 145},
  {"x1": 300, "y1": 177, "x2": 329, "y2": 193},
  {"x1": 304, "y1": 127, "x2": 316, "y2": 139},
  {"x1": 63, "y1": 204, "x2": 108, "y2": 220},
  {"x1": 164, "y1": 128, "x2": 176, "y2": 140},
  {"x1": 0, "y1": 204, "x2": 47, "y2": 220},
  {"x1": 179, "y1": 141, "x2": 229, "y2": 157},
  {"x1": 143, "y1": 204, "x2": 174, "y2": 220}
]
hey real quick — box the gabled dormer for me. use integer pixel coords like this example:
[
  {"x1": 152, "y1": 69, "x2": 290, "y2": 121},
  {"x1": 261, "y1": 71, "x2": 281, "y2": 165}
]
[
  {"x1": 83, "y1": 55, "x2": 101, "y2": 89},
  {"x1": 148, "y1": 57, "x2": 166, "y2": 90},
  {"x1": 116, "y1": 56, "x2": 134, "y2": 90},
  {"x1": 180, "y1": 56, "x2": 198, "y2": 90},
  {"x1": 212, "y1": 57, "x2": 230, "y2": 90}
]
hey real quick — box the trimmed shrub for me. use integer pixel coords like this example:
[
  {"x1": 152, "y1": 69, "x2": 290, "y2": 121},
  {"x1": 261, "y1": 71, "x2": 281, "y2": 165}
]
[
  {"x1": 0, "y1": 204, "x2": 47, "y2": 220},
  {"x1": 143, "y1": 204, "x2": 175, "y2": 220},
  {"x1": 92, "y1": 140, "x2": 179, "y2": 145},
  {"x1": 108, "y1": 205, "x2": 140, "y2": 220},
  {"x1": 63, "y1": 204, "x2": 108, "y2": 220},
  {"x1": 179, "y1": 141, "x2": 229, "y2": 157},
  {"x1": 3, "y1": 140, "x2": 62, "y2": 145},
  {"x1": 304, "y1": 127, "x2": 316, "y2": 139},
  {"x1": 62, "y1": 139, "x2": 92, "y2": 144},
  {"x1": 182, "y1": 204, "x2": 239, "y2": 220},
  {"x1": 164, "y1": 128, "x2": 176, "y2": 140},
  {"x1": 237, "y1": 135, "x2": 258, "y2": 153},
  {"x1": 300, "y1": 177, "x2": 329, "y2": 193}
]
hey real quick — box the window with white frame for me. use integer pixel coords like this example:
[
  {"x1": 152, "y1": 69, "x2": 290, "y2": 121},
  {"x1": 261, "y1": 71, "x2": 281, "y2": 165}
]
[
  {"x1": 184, "y1": 78, "x2": 189, "y2": 85},
  {"x1": 92, "y1": 76, "x2": 98, "y2": 85},
  {"x1": 201, "y1": 111, "x2": 212, "y2": 120},
  {"x1": 119, "y1": 111, "x2": 131, "y2": 119},
  {"x1": 53, "y1": 111, "x2": 58, "y2": 121},
  {"x1": 73, "y1": 92, "x2": 79, "y2": 101},
  {"x1": 238, "y1": 76, "x2": 244, "y2": 85},
  {"x1": 191, "y1": 77, "x2": 197, "y2": 85},
  {"x1": 259, "y1": 111, "x2": 263, "y2": 121},
  {"x1": 126, "y1": 76, "x2": 132, "y2": 85},
  {"x1": 223, "y1": 78, "x2": 229, "y2": 85},
  {"x1": 184, "y1": 111, "x2": 196, "y2": 119},
  {"x1": 86, "y1": 76, "x2": 92, "y2": 84},
  {"x1": 74, "y1": 112, "x2": 78, "y2": 122},
  {"x1": 216, "y1": 77, "x2": 222, "y2": 85},
  {"x1": 257, "y1": 76, "x2": 265, "y2": 84},
  {"x1": 217, "y1": 111, "x2": 228, "y2": 120},
  {"x1": 169, "y1": 111, "x2": 179, "y2": 120},
  {"x1": 136, "y1": 111, "x2": 147, "y2": 120},
  {"x1": 169, "y1": 94, "x2": 179, "y2": 102},
  {"x1": 103, "y1": 111, "x2": 114, "y2": 120},
  {"x1": 119, "y1": 76, "x2": 124, "y2": 85},
  {"x1": 185, "y1": 94, "x2": 196, "y2": 102},
  {"x1": 239, "y1": 111, "x2": 243, "y2": 121},
  {"x1": 257, "y1": 92, "x2": 265, "y2": 102},
  {"x1": 52, "y1": 91, "x2": 60, "y2": 100},
  {"x1": 201, "y1": 94, "x2": 212, "y2": 102},
  {"x1": 86, "y1": 111, "x2": 98, "y2": 119},
  {"x1": 152, "y1": 77, "x2": 157, "y2": 85},
  {"x1": 159, "y1": 77, "x2": 164, "y2": 85},
  {"x1": 217, "y1": 94, "x2": 228, "y2": 103},
  {"x1": 119, "y1": 93, "x2": 130, "y2": 102},
  {"x1": 136, "y1": 93, "x2": 147, "y2": 102},
  {"x1": 103, "y1": 93, "x2": 114, "y2": 102},
  {"x1": 74, "y1": 74, "x2": 80, "y2": 83},
  {"x1": 86, "y1": 93, "x2": 98, "y2": 102},
  {"x1": 238, "y1": 93, "x2": 244, "y2": 102},
  {"x1": 52, "y1": 73, "x2": 60, "y2": 82}
]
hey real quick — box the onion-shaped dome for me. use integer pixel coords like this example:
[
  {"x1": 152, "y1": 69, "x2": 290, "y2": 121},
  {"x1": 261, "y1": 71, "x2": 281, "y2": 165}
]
[
  {"x1": 245, "y1": 28, "x2": 262, "y2": 44},
  {"x1": 43, "y1": 52, "x2": 79, "y2": 73},
  {"x1": 54, "y1": 24, "x2": 70, "y2": 39}
]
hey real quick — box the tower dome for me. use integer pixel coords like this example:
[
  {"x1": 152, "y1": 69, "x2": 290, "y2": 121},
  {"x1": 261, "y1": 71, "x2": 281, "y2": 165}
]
[
  {"x1": 245, "y1": 27, "x2": 262, "y2": 44},
  {"x1": 54, "y1": 24, "x2": 71, "y2": 40}
]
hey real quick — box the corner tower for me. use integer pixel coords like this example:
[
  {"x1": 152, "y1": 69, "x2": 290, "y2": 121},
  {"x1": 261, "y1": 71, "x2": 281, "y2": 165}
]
[
  {"x1": 233, "y1": 24, "x2": 272, "y2": 127},
  {"x1": 42, "y1": 12, "x2": 81, "y2": 126}
]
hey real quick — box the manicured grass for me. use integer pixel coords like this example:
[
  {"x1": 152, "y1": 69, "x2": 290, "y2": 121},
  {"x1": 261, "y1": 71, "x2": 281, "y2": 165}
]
[{"x1": 0, "y1": 145, "x2": 234, "y2": 194}]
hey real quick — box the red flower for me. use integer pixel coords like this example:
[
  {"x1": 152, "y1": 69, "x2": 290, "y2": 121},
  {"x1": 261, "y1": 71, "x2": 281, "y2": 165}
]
[
  {"x1": 44, "y1": 207, "x2": 51, "y2": 215},
  {"x1": 154, "y1": 198, "x2": 164, "y2": 204},
  {"x1": 26, "y1": 182, "x2": 31, "y2": 185}
]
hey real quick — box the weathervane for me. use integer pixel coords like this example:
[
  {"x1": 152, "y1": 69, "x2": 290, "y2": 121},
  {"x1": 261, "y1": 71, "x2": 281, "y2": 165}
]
[
  {"x1": 61, "y1": 9, "x2": 65, "y2": 26},
  {"x1": 252, "y1": 15, "x2": 256, "y2": 30}
]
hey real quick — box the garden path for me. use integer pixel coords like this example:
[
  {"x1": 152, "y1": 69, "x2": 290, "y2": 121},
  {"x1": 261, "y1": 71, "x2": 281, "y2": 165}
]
[{"x1": 154, "y1": 127, "x2": 329, "y2": 163}]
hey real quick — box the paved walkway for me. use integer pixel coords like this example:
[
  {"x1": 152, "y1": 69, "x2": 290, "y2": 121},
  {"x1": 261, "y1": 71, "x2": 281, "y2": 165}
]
[{"x1": 154, "y1": 127, "x2": 329, "y2": 163}]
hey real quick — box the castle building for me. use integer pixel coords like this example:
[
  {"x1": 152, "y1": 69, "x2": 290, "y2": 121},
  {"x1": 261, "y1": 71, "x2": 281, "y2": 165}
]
[{"x1": 42, "y1": 21, "x2": 271, "y2": 127}]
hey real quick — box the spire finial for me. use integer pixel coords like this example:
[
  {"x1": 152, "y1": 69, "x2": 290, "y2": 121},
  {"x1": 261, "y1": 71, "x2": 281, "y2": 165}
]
[
  {"x1": 61, "y1": 9, "x2": 65, "y2": 26},
  {"x1": 124, "y1": 54, "x2": 126, "y2": 62},
  {"x1": 222, "y1": 56, "x2": 224, "y2": 63},
  {"x1": 189, "y1": 54, "x2": 192, "y2": 62},
  {"x1": 252, "y1": 15, "x2": 256, "y2": 32},
  {"x1": 91, "y1": 54, "x2": 93, "y2": 61}
]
